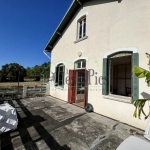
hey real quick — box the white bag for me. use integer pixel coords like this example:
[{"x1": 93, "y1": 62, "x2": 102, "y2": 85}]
[{"x1": 0, "y1": 103, "x2": 18, "y2": 134}]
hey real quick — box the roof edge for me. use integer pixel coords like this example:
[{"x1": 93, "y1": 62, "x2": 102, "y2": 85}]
[{"x1": 44, "y1": 0, "x2": 78, "y2": 52}]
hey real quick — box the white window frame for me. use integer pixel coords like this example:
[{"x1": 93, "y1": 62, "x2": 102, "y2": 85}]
[
  {"x1": 75, "y1": 59, "x2": 86, "y2": 69},
  {"x1": 108, "y1": 53, "x2": 132, "y2": 96},
  {"x1": 77, "y1": 16, "x2": 86, "y2": 40},
  {"x1": 102, "y1": 47, "x2": 139, "y2": 103},
  {"x1": 55, "y1": 64, "x2": 65, "y2": 87}
]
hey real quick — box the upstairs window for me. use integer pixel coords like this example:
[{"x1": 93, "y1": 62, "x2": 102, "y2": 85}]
[
  {"x1": 55, "y1": 64, "x2": 65, "y2": 87},
  {"x1": 77, "y1": 16, "x2": 86, "y2": 39}
]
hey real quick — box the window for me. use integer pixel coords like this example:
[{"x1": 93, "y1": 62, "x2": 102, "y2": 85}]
[
  {"x1": 75, "y1": 59, "x2": 86, "y2": 69},
  {"x1": 102, "y1": 52, "x2": 139, "y2": 100},
  {"x1": 77, "y1": 16, "x2": 86, "y2": 39},
  {"x1": 55, "y1": 64, "x2": 65, "y2": 87},
  {"x1": 109, "y1": 53, "x2": 132, "y2": 96}
]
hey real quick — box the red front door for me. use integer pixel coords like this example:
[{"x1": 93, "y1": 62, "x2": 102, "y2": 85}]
[
  {"x1": 68, "y1": 69, "x2": 87, "y2": 108},
  {"x1": 68, "y1": 70, "x2": 76, "y2": 103}
]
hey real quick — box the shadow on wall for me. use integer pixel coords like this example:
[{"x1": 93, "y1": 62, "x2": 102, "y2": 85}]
[{"x1": 141, "y1": 92, "x2": 150, "y2": 99}]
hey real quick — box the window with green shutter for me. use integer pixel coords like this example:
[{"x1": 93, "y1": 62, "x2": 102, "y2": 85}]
[{"x1": 102, "y1": 52, "x2": 139, "y2": 100}]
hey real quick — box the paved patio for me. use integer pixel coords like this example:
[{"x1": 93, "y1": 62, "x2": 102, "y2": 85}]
[{"x1": 0, "y1": 96, "x2": 148, "y2": 150}]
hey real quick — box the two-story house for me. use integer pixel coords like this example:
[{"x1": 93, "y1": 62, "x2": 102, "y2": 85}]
[{"x1": 44, "y1": 0, "x2": 150, "y2": 130}]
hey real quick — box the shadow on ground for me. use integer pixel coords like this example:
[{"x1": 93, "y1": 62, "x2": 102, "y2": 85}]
[
  {"x1": 1, "y1": 99, "x2": 71, "y2": 150},
  {"x1": 0, "y1": 96, "x2": 146, "y2": 150}
]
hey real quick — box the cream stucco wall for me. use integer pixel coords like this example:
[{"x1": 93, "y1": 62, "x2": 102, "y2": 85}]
[{"x1": 49, "y1": 0, "x2": 150, "y2": 130}]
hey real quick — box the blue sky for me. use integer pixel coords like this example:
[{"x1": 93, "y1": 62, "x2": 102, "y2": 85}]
[{"x1": 0, "y1": 0, "x2": 71, "y2": 68}]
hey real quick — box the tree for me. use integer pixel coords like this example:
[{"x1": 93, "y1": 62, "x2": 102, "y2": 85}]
[
  {"x1": 0, "y1": 70, "x2": 6, "y2": 82},
  {"x1": 132, "y1": 61, "x2": 150, "y2": 119},
  {"x1": 40, "y1": 62, "x2": 50, "y2": 82},
  {"x1": 26, "y1": 67, "x2": 32, "y2": 78},
  {"x1": 25, "y1": 62, "x2": 50, "y2": 81},
  {"x1": 1, "y1": 63, "x2": 26, "y2": 82}
]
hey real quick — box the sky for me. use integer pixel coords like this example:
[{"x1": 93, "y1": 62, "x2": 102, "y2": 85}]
[{"x1": 0, "y1": 0, "x2": 72, "y2": 68}]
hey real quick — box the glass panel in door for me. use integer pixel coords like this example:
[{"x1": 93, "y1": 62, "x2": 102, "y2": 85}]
[{"x1": 75, "y1": 70, "x2": 85, "y2": 107}]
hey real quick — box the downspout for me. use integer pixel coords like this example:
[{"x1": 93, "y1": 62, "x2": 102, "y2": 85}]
[
  {"x1": 43, "y1": 50, "x2": 51, "y2": 60},
  {"x1": 43, "y1": 49, "x2": 51, "y2": 81},
  {"x1": 43, "y1": 50, "x2": 51, "y2": 95}
]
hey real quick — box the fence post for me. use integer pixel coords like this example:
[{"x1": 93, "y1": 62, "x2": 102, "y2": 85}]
[
  {"x1": 23, "y1": 85, "x2": 27, "y2": 98},
  {"x1": 46, "y1": 83, "x2": 50, "y2": 95}
]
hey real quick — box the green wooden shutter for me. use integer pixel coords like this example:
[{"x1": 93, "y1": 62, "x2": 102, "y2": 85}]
[
  {"x1": 102, "y1": 58, "x2": 108, "y2": 95},
  {"x1": 132, "y1": 53, "x2": 139, "y2": 100}
]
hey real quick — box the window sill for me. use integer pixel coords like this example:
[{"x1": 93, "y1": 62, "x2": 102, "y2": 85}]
[
  {"x1": 55, "y1": 86, "x2": 64, "y2": 90},
  {"x1": 74, "y1": 36, "x2": 88, "y2": 43},
  {"x1": 102, "y1": 94, "x2": 131, "y2": 103}
]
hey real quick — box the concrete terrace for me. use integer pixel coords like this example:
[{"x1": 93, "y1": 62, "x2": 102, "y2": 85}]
[{"x1": 0, "y1": 96, "x2": 148, "y2": 150}]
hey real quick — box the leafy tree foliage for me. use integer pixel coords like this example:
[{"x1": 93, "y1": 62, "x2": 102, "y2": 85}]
[
  {"x1": 0, "y1": 62, "x2": 50, "y2": 82},
  {"x1": 0, "y1": 63, "x2": 26, "y2": 82},
  {"x1": 25, "y1": 62, "x2": 50, "y2": 81},
  {"x1": 0, "y1": 70, "x2": 6, "y2": 82}
]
